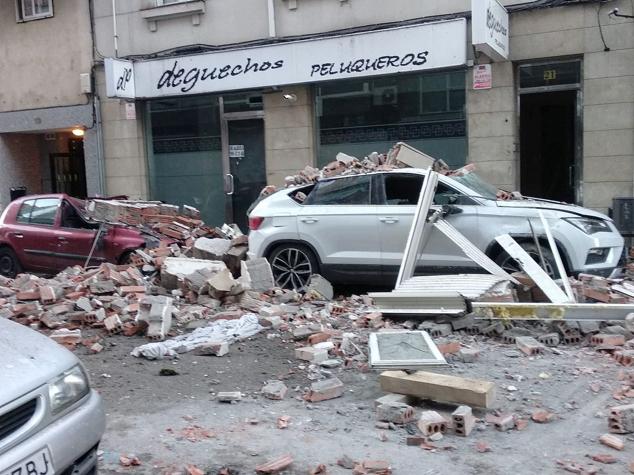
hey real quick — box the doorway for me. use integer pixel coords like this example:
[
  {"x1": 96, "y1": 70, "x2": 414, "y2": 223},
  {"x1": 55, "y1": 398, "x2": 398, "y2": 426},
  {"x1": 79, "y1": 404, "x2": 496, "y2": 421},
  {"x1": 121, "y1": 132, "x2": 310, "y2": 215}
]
[
  {"x1": 520, "y1": 91, "x2": 577, "y2": 202},
  {"x1": 49, "y1": 138, "x2": 87, "y2": 198},
  {"x1": 221, "y1": 114, "x2": 267, "y2": 232}
]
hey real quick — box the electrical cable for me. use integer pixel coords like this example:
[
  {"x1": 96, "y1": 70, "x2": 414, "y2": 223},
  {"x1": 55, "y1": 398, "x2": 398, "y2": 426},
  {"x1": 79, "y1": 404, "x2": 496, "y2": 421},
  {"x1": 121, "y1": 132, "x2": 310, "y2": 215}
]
[{"x1": 597, "y1": 2, "x2": 611, "y2": 51}]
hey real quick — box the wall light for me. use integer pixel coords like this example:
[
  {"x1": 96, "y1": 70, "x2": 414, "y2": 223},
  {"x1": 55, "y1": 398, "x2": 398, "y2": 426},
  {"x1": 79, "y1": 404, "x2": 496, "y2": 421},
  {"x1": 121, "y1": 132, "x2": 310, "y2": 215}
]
[
  {"x1": 282, "y1": 93, "x2": 297, "y2": 103},
  {"x1": 71, "y1": 127, "x2": 85, "y2": 137}
]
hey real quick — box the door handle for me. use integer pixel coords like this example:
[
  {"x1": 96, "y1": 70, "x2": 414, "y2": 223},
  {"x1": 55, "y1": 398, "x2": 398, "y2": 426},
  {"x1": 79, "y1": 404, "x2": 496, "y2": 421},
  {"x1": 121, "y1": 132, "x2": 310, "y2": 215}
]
[
  {"x1": 380, "y1": 217, "x2": 399, "y2": 224},
  {"x1": 57, "y1": 236, "x2": 67, "y2": 242},
  {"x1": 11, "y1": 232, "x2": 23, "y2": 239},
  {"x1": 225, "y1": 173, "x2": 234, "y2": 196},
  {"x1": 300, "y1": 217, "x2": 319, "y2": 224}
]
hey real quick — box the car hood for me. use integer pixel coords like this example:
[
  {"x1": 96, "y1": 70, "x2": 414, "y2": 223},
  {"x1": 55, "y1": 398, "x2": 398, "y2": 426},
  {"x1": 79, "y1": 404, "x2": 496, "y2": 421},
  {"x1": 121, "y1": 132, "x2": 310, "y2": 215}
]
[
  {"x1": 0, "y1": 318, "x2": 77, "y2": 406},
  {"x1": 495, "y1": 198, "x2": 610, "y2": 220}
]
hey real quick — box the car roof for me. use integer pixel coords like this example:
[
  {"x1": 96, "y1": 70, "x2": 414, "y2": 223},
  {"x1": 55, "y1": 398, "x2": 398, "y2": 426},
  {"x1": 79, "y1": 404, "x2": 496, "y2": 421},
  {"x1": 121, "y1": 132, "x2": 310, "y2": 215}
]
[
  {"x1": 10, "y1": 193, "x2": 76, "y2": 206},
  {"x1": 319, "y1": 168, "x2": 428, "y2": 181}
]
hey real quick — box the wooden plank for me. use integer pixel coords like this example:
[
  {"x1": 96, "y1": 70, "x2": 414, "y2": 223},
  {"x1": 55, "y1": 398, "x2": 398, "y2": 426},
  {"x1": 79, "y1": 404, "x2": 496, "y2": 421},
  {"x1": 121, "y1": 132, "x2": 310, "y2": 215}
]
[
  {"x1": 379, "y1": 370, "x2": 496, "y2": 408},
  {"x1": 495, "y1": 234, "x2": 570, "y2": 303}
]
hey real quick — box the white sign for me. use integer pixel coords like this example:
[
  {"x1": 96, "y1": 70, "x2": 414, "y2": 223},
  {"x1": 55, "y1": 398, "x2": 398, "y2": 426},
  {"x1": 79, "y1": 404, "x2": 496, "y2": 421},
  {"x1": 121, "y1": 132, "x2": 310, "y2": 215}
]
[
  {"x1": 473, "y1": 64, "x2": 492, "y2": 89},
  {"x1": 105, "y1": 58, "x2": 136, "y2": 99},
  {"x1": 125, "y1": 102, "x2": 137, "y2": 120},
  {"x1": 229, "y1": 145, "x2": 245, "y2": 158},
  {"x1": 472, "y1": 0, "x2": 509, "y2": 61},
  {"x1": 131, "y1": 19, "x2": 466, "y2": 98}
]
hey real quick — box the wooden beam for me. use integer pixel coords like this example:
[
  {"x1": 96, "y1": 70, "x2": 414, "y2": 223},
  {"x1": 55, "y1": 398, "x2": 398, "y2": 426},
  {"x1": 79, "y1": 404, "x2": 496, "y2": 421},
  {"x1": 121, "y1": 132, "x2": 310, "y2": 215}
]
[{"x1": 379, "y1": 370, "x2": 496, "y2": 408}]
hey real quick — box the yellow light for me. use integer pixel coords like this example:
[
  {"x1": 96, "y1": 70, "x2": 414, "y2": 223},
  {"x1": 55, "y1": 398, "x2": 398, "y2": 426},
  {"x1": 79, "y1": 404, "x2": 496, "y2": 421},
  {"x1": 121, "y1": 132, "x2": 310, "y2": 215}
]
[{"x1": 71, "y1": 127, "x2": 85, "y2": 137}]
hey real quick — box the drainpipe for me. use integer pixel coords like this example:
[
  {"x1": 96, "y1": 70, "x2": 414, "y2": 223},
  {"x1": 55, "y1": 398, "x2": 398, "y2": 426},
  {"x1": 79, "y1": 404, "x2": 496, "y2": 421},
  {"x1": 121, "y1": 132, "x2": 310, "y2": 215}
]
[
  {"x1": 94, "y1": 96, "x2": 107, "y2": 196},
  {"x1": 267, "y1": 0, "x2": 276, "y2": 37},
  {"x1": 112, "y1": 0, "x2": 119, "y2": 57}
]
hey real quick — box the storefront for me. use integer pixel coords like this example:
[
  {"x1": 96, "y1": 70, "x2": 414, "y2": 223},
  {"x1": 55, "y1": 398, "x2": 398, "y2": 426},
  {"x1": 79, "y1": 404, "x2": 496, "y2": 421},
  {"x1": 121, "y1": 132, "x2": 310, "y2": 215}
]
[{"x1": 105, "y1": 18, "x2": 469, "y2": 228}]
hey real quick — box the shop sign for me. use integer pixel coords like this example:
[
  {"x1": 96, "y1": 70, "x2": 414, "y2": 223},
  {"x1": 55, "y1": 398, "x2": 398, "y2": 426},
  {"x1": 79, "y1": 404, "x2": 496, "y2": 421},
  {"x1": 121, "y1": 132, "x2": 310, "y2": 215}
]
[
  {"x1": 472, "y1": 0, "x2": 509, "y2": 61},
  {"x1": 229, "y1": 145, "x2": 245, "y2": 158},
  {"x1": 128, "y1": 18, "x2": 466, "y2": 98},
  {"x1": 473, "y1": 64, "x2": 492, "y2": 90},
  {"x1": 105, "y1": 58, "x2": 135, "y2": 99}
]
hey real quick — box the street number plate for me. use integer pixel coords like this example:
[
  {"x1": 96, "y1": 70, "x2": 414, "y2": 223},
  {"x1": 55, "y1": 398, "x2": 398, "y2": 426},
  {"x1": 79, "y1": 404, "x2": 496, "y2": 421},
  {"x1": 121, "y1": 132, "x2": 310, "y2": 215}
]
[{"x1": 1, "y1": 447, "x2": 54, "y2": 475}]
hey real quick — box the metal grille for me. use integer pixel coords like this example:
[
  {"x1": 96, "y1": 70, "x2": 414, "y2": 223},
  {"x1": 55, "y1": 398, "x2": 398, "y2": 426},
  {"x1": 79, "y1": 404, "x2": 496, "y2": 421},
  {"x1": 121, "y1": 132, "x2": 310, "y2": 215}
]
[{"x1": 0, "y1": 398, "x2": 37, "y2": 442}]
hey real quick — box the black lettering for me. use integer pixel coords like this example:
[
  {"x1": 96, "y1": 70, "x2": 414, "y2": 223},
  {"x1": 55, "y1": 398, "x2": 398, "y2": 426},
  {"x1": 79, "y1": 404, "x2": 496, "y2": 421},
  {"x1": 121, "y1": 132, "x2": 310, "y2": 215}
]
[
  {"x1": 387, "y1": 56, "x2": 400, "y2": 68},
  {"x1": 413, "y1": 51, "x2": 429, "y2": 66},
  {"x1": 157, "y1": 60, "x2": 178, "y2": 89},
  {"x1": 400, "y1": 53, "x2": 415, "y2": 66},
  {"x1": 25, "y1": 462, "x2": 37, "y2": 475},
  {"x1": 39, "y1": 452, "x2": 50, "y2": 475},
  {"x1": 201, "y1": 67, "x2": 217, "y2": 81},
  {"x1": 259, "y1": 61, "x2": 272, "y2": 71},
  {"x1": 218, "y1": 65, "x2": 231, "y2": 79},
  {"x1": 320, "y1": 63, "x2": 332, "y2": 76},
  {"x1": 272, "y1": 59, "x2": 284, "y2": 69},
  {"x1": 328, "y1": 63, "x2": 338, "y2": 75},
  {"x1": 231, "y1": 64, "x2": 243, "y2": 76},
  {"x1": 351, "y1": 59, "x2": 365, "y2": 72},
  {"x1": 244, "y1": 57, "x2": 259, "y2": 74},
  {"x1": 339, "y1": 61, "x2": 352, "y2": 74},
  {"x1": 310, "y1": 64, "x2": 321, "y2": 77},
  {"x1": 11, "y1": 468, "x2": 21, "y2": 475},
  {"x1": 181, "y1": 68, "x2": 200, "y2": 92},
  {"x1": 376, "y1": 56, "x2": 389, "y2": 69},
  {"x1": 171, "y1": 68, "x2": 186, "y2": 87}
]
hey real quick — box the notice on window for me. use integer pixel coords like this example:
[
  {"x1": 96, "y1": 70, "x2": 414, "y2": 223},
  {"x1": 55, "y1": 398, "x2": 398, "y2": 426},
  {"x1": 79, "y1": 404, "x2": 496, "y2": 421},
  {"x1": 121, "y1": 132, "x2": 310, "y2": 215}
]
[
  {"x1": 473, "y1": 64, "x2": 492, "y2": 90},
  {"x1": 125, "y1": 102, "x2": 137, "y2": 120},
  {"x1": 229, "y1": 145, "x2": 245, "y2": 158}
]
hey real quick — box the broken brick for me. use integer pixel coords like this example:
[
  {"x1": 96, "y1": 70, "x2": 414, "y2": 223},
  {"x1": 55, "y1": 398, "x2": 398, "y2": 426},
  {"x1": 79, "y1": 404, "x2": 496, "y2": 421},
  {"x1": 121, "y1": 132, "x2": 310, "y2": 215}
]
[
  {"x1": 452, "y1": 405, "x2": 476, "y2": 436},
  {"x1": 305, "y1": 377, "x2": 344, "y2": 402},
  {"x1": 255, "y1": 454, "x2": 293, "y2": 474},
  {"x1": 599, "y1": 433, "x2": 624, "y2": 450},
  {"x1": 418, "y1": 410, "x2": 448, "y2": 436},
  {"x1": 376, "y1": 402, "x2": 415, "y2": 424},
  {"x1": 531, "y1": 409, "x2": 555, "y2": 423},
  {"x1": 515, "y1": 336, "x2": 545, "y2": 356},
  {"x1": 608, "y1": 404, "x2": 634, "y2": 434}
]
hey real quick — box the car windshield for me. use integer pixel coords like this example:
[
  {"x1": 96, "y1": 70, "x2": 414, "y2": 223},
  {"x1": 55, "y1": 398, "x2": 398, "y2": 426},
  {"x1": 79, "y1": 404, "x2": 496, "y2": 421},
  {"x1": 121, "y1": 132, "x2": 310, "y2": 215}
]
[{"x1": 449, "y1": 170, "x2": 498, "y2": 201}]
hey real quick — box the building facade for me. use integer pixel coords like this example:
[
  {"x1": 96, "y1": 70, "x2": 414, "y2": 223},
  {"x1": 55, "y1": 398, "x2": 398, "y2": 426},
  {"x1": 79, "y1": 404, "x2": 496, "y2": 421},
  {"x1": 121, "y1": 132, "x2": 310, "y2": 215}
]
[
  {"x1": 89, "y1": 0, "x2": 634, "y2": 231},
  {"x1": 0, "y1": 0, "x2": 103, "y2": 206}
]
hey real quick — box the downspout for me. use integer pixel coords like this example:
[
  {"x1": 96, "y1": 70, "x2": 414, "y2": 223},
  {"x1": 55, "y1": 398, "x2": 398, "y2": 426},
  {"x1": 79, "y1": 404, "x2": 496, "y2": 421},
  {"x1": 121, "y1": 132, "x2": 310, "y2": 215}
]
[
  {"x1": 112, "y1": 0, "x2": 119, "y2": 57},
  {"x1": 267, "y1": 0, "x2": 276, "y2": 37},
  {"x1": 94, "y1": 96, "x2": 107, "y2": 195}
]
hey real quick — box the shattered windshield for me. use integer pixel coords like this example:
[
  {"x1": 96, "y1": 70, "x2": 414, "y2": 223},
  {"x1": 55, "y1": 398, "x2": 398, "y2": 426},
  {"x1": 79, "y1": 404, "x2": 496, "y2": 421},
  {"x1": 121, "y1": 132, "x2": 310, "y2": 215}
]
[{"x1": 449, "y1": 171, "x2": 498, "y2": 201}]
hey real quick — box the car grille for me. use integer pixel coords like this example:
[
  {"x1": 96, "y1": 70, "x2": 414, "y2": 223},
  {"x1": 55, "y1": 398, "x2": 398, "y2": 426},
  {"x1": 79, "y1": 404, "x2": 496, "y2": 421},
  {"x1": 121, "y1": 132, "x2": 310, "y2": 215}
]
[{"x1": 0, "y1": 398, "x2": 37, "y2": 443}]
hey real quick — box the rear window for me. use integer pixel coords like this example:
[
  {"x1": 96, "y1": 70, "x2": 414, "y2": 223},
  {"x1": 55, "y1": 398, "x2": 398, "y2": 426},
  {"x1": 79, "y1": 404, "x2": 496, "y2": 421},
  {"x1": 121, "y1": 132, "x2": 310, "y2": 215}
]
[
  {"x1": 16, "y1": 198, "x2": 60, "y2": 226},
  {"x1": 304, "y1": 175, "x2": 371, "y2": 205}
]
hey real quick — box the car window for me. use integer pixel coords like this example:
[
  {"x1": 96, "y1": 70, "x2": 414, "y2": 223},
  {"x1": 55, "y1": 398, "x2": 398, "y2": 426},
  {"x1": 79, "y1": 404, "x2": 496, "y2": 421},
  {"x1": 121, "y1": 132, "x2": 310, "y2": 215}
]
[
  {"x1": 383, "y1": 174, "x2": 424, "y2": 205},
  {"x1": 305, "y1": 175, "x2": 371, "y2": 205},
  {"x1": 61, "y1": 201, "x2": 98, "y2": 229},
  {"x1": 16, "y1": 200, "x2": 35, "y2": 224},
  {"x1": 27, "y1": 198, "x2": 60, "y2": 226},
  {"x1": 434, "y1": 183, "x2": 477, "y2": 205}
]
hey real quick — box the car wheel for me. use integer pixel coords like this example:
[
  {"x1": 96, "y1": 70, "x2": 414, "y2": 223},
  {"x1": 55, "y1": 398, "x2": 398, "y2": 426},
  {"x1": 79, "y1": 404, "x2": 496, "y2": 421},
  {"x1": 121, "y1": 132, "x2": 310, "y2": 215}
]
[
  {"x1": 495, "y1": 242, "x2": 561, "y2": 278},
  {"x1": 0, "y1": 247, "x2": 22, "y2": 278},
  {"x1": 269, "y1": 243, "x2": 319, "y2": 290}
]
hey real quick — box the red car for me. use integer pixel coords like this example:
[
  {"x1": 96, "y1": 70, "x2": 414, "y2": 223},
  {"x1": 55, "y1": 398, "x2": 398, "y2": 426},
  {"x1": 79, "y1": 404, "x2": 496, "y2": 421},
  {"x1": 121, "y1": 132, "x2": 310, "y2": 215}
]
[{"x1": 0, "y1": 194, "x2": 149, "y2": 277}]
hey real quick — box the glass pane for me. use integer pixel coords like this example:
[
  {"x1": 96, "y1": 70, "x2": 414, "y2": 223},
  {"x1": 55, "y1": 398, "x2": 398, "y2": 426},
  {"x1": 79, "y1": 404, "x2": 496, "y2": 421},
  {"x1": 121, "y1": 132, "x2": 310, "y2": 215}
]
[
  {"x1": 384, "y1": 174, "x2": 423, "y2": 205},
  {"x1": 148, "y1": 96, "x2": 225, "y2": 226},
  {"x1": 316, "y1": 70, "x2": 467, "y2": 168},
  {"x1": 34, "y1": 0, "x2": 49, "y2": 14},
  {"x1": 519, "y1": 62, "x2": 581, "y2": 89},
  {"x1": 222, "y1": 93, "x2": 263, "y2": 113},
  {"x1": 30, "y1": 198, "x2": 60, "y2": 226},
  {"x1": 16, "y1": 200, "x2": 35, "y2": 224},
  {"x1": 306, "y1": 175, "x2": 371, "y2": 205},
  {"x1": 22, "y1": 0, "x2": 34, "y2": 17}
]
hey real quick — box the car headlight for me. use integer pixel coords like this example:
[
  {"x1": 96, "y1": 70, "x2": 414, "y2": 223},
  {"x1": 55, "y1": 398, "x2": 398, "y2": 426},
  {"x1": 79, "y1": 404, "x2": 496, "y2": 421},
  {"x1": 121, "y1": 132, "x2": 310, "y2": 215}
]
[
  {"x1": 48, "y1": 365, "x2": 90, "y2": 415},
  {"x1": 563, "y1": 217, "x2": 611, "y2": 234}
]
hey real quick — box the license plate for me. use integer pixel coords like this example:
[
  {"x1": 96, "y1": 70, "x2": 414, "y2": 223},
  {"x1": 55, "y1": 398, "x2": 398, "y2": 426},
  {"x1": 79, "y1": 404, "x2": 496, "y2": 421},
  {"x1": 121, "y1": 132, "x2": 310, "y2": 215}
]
[{"x1": 1, "y1": 447, "x2": 54, "y2": 475}]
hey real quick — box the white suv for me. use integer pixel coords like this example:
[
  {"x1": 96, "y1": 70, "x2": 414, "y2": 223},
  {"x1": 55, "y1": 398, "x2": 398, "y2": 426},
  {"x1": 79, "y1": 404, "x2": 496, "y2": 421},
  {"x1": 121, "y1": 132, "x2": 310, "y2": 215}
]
[{"x1": 248, "y1": 168, "x2": 624, "y2": 289}]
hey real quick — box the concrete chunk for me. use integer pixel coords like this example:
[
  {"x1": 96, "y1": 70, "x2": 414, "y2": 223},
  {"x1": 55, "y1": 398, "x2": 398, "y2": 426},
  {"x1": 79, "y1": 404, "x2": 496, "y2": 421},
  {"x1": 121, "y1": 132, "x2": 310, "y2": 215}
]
[{"x1": 261, "y1": 380, "x2": 288, "y2": 400}]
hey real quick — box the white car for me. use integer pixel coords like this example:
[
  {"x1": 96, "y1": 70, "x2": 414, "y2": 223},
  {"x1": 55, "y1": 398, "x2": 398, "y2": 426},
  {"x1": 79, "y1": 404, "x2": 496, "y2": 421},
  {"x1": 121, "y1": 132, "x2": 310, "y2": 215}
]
[
  {"x1": 0, "y1": 318, "x2": 105, "y2": 475},
  {"x1": 248, "y1": 168, "x2": 625, "y2": 289}
]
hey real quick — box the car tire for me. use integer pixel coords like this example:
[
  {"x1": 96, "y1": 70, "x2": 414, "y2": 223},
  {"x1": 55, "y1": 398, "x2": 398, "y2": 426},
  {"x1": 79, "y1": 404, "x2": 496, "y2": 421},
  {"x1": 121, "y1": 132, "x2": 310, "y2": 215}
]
[
  {"x1": 268, "y1": 243, "x2": 319, "y2": 290},
  {"x1": 494, "y1": 242, "x2": 562, "y2": 278},
  {"x1": 0, "y1": 247, "x2": 22, "y2": 278}
]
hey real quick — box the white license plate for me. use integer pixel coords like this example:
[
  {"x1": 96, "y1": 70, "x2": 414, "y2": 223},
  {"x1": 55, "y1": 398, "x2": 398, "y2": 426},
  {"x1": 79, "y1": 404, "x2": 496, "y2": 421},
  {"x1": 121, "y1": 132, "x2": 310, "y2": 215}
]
[{"x1": 1, "y1": 447, "x2": 54, "y2": 475}]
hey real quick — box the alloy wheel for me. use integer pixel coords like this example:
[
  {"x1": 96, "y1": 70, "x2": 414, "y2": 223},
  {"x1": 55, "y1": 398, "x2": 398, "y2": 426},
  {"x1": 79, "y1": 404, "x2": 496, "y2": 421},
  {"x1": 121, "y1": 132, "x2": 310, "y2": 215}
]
[
  {"x1": 499, "y1": 251, "x2": 556, "y2": 278},
  {"x1": 271, "y1": 248, "x2": 313, "y2": 290}
]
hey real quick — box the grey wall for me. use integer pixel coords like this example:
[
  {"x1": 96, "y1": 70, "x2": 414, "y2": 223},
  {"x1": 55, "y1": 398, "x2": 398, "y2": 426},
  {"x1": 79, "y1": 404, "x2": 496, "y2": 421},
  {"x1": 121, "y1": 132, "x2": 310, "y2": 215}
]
[{"x1": 0, "y1": 134, "x2": 44, "y2": 206}]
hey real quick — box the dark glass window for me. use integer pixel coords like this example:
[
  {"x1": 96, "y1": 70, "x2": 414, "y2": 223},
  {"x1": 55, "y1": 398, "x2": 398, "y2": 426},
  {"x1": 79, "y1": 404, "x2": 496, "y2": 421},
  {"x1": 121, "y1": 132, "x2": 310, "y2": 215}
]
[
  {"x1": 519, "y1": 61, "x2": 581, "y2": 89},
  {"x1": 384, "y1": 174, "x2": 424, "y2": 205},
  {"x1": 305, "y1": 175, "x2": 371, "y2": 205}
]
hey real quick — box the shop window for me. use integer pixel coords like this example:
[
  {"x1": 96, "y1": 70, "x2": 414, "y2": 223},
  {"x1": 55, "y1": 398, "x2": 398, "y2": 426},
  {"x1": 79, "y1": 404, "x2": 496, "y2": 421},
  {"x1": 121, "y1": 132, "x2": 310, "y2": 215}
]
[
  {"x1": 316, "y1": 71, "x2": 467, "y2": 168},
  {"x1": 305, "y1": 175, "x2": 371, "y2": 206},
  {"x1": 16, "y1": 0, "x2": 53, "y2": 21}
]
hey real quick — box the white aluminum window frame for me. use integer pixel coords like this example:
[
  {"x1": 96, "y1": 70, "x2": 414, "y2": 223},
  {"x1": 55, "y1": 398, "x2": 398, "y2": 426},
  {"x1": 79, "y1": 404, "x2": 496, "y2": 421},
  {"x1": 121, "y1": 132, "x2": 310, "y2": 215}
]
[
  {"x1": 17, "y1": 0, "x2": 53, "y2": 22},
  {"x1": 156, "y1": 0, "x2": 189, "y2": 6}
]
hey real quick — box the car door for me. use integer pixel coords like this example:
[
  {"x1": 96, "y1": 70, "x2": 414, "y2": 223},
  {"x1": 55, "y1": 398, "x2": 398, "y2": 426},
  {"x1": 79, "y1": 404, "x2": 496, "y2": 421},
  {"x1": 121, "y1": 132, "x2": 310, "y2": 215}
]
[
  {"x1": 10, "y1": 198, "x2": 61, "y2": 271},
  {"x1": 377, "y1": 172, "x2": 480, "y2": 279},
  {"x1": 297, "y1": 174, "x2": 381, "y2": 278},
  {"x1": 52, "y1": 200, "x2": 103, "y2": 270}
]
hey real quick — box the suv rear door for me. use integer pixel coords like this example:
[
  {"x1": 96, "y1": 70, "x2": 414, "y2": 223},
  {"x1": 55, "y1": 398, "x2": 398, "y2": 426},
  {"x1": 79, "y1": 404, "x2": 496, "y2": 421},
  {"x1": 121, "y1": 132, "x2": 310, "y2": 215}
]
[
  {"x1": 297, "y1": 174, "x2": 381, "y2": 279},
  {"x1": 377, "y1": 172, "x2": 481, "y2": 279}
]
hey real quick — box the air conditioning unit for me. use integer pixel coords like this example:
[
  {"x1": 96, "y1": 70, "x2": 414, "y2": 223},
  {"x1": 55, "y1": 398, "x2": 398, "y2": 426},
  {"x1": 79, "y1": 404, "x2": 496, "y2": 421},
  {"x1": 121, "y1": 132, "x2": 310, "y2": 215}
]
[{"x1": 373, "y1": 85, "x2": 398, "y2": 105}]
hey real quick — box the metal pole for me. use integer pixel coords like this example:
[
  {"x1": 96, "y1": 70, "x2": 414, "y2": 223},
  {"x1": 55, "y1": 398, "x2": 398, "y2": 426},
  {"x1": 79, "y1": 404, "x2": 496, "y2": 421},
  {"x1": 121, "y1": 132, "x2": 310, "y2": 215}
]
[
  {"x1": 267, "y1": 0, "x2": 276, "y2": 37},
  {"x1": 527, "y1": 218, "x2": 547, "y2": 271},
  {"x1": 84, "y1": 223, "x2": 105, "y2": 268},
  {"x1": 112, "y1": 0, "x2": 119, "y2": 58}
]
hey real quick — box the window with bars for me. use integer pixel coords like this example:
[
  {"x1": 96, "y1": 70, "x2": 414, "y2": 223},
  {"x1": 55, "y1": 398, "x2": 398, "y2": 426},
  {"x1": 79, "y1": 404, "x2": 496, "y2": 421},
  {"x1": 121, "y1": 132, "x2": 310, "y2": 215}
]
[{"x1": 16, "y1": 0, "x2": 53, "y2": 21}]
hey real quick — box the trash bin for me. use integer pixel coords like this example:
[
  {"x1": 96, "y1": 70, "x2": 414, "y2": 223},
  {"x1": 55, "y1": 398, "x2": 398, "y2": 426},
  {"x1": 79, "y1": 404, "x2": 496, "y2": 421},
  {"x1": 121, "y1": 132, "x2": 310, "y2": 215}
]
[{"x1": 10, "y1": 186, "x2": 27, "y2": 201}]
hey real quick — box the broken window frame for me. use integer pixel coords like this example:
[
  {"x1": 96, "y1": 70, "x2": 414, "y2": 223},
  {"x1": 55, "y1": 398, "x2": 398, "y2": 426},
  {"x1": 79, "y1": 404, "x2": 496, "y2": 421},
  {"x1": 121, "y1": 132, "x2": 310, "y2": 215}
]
[{"x1": 369, "y1": 330, "x2": 447, "y2": 369}]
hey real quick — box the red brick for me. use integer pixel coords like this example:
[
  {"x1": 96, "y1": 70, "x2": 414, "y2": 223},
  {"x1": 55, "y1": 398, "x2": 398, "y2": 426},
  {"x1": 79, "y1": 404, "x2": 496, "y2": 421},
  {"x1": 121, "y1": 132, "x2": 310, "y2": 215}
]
[
  {"x1": 308, "y1": 332, "x2": 332, "y2": 345},
  {"x1": 305, "y1": 377, "x2": 344, "y2": 402},
  {"x1": 531, "y1": 409, "x2": 555, "y2": 423},
  {"x1": 437, "y1": 341, "x2": 461, "y2": 355},
  {"x1": 38, "y1": 286, "x2": 57, "y2": 304},
  {"x1": 599, "y1": 433, "x2": 624, "y2": 450},
  {"x1": 589, "y1": 454, "x2": 617, "y2": 464},
  {"x1": 591, "y1": 334, "x2": 625, "y2": 347},
  {"x1": 120, "y1": 285, "x2": 146, "y2": 295},
  {"x1": 16, "y1": 290, "x2": 40, "y2": 301},
  {"x1": 255, "y1": 454, "x2": 293, "y2": 474}
]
